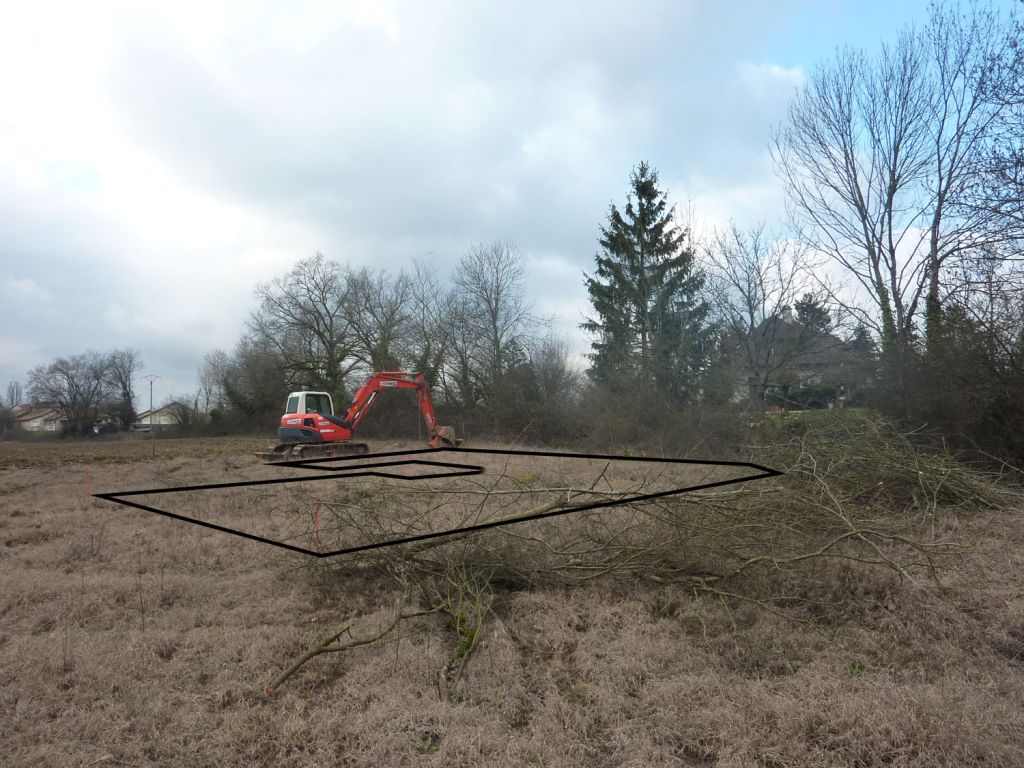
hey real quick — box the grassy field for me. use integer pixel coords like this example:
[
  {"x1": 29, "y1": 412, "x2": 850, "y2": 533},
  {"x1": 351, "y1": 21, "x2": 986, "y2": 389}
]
[{"x1": 1, "y1": 434, "x2": 1022, "y2": 766}]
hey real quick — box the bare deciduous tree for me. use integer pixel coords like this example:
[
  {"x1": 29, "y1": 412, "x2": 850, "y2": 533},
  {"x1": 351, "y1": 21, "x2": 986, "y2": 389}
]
[
  {"x1": 27, "y1": 351, "x2": 111, "y2": 434},
  {"x1": 930, "y1": 257, "x2": 1024, "y2": 457},
  {"x1": 106, "y1": 348, "x2": 142, "y2": 430},
  {"x1": 247, "y1": 253, "x2": 358, "y2": 399},
  {"x1": 406, "y1": 259, "x2": 452, "y2": 388},
  {"x1": 772, "y1": 3, "x2": 1020, "y2": 361},
  {"x1": 5, "y1": 380, "x2": 23, "y2": 409},
  {"x1": 945, "y1": 259, "x2": 1024, "y2": 368},
  {"x1": 347, "y1": 268, "x2": 412, "y2": 371},
  {"x1": 451, "y1": 241, "x2": 534, "y2": 426},
  {"x1": 704, "y1": 224, "x2": 816, "y2": 402},
  {"x1": 164, "y1": 397, "x2": 199, "y2": 428},
  {"x1": 222, "y1": 336, "x2": 291, "y2": 419},
  {"x1": 532, "y1": 330, "x2": 578, "y2": 405},
  {"x1": 198, "y1": 349, "x2": 230, "y2": 413},
  {"x1": 445, "y1": 296, "x2": 482, "y2": 408}
]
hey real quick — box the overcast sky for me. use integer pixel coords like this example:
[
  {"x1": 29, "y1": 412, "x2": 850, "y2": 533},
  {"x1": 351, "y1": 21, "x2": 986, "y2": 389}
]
[{"x1": 0, "y1": 0, "x2": 969, "y2": 403}]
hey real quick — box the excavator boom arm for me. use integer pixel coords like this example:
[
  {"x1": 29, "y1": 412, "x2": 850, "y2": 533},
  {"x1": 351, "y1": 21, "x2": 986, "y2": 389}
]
[{"x1": 340, "y1": 371, "x2": 444, "y2": 442}]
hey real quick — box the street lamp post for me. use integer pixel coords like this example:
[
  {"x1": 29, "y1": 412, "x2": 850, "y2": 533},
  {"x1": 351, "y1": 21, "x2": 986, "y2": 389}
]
[{"x1": 141, "y1": 375, "x2": 160, "y2": 458}]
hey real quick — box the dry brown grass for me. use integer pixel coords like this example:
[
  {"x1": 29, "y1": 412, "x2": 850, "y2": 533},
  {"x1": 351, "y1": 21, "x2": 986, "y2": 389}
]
[{"x1": 1, "y1": 432, "x2": 1022, "y2": 767}]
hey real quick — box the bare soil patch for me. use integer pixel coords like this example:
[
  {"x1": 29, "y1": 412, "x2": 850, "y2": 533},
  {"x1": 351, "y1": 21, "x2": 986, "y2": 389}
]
[
  {"x1": 1, "y1": 437, "x2": 1022, "y2": 766},
  {"x1": 0, "y1": 435, "x2": 271, "y2": 470}
]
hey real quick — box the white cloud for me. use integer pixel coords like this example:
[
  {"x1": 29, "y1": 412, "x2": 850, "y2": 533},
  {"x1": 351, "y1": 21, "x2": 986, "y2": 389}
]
[
  {"x1": 0, "y1": 337, "x2": 46, "y2": 384},
  {"x1": 0, "y1": 0, "x2": 837, "y2": 391},
  {"x1": 737, "y1": 61, "x2": 806, "y2": 90},
  {"x1": 684, "y1": 175, "x2": 790, "y2": 239},
  {"x1": 1, "y1": 276, "x2": 53, "y2": 304}
]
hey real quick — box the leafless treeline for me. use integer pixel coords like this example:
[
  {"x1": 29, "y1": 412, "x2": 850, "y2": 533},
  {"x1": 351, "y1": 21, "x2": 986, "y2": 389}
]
[
  {"x1": 770, "y1": 1, "x2": 1024, "y2": 457},
  {"x1": 8, "y1": 2, "x2": 1024, "y2": 460},
  {"x1": 200, "y1": 241, "x2": 579, "y2": 436},
  {"x1": 15, "y1": 349, "x2": 144, "y2": 434}
]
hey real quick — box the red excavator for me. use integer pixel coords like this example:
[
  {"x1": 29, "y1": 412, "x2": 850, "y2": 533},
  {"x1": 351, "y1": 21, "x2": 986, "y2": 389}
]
[{"x1": 261, "y1": 371, "x2": 459, "y2": 461}]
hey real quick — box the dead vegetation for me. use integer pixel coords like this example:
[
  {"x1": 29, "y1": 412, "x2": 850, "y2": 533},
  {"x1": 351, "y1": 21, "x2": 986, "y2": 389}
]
[
  {"x1": 1, "y1": 417, "x2": 1023, "y2": 766},
  {"x1": 267, "y1": 414, "x2": 1011, "y2": 695}
]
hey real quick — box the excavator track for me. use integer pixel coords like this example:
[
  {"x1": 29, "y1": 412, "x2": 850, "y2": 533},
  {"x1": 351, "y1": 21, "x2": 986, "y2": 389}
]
[{"x1": 259, "y1": 441, "x2": 370, "y2": 463}]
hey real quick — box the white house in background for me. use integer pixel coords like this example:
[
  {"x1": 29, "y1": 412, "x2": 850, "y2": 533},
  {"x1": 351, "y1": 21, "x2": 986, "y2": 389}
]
[
  {"x1": 13, "y1": 404, "x2": 66, "y2": 432},
  {"x1": 132, "y1": 401, "x2": 193, "y2": 431}
]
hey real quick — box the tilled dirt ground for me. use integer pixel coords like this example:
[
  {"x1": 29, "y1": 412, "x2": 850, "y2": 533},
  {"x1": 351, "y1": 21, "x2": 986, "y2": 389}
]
[
  {"x1": 1, "y1": 437, "x2": 1023, "y2": 767},
  {"x1": 0, "y1": 435, "x2": 270, "y2": 469}
]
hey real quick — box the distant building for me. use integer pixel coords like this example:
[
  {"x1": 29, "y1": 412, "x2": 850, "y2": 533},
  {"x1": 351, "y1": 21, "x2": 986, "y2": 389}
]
[
  {"x1": 133, "y1": 401, "x2": 199, "y2": 431},
  {"x1": 13, "y1": 404, "x2": 67, "y2": 432},
  {"x1": 738, "y1": 313, "x2": 876, "y2": 406}
]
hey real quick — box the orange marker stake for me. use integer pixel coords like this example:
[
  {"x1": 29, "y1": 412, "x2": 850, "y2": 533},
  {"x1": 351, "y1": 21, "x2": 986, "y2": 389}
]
[{"x1": 313, "y1": 497, "x2": 323, "y2": 552}]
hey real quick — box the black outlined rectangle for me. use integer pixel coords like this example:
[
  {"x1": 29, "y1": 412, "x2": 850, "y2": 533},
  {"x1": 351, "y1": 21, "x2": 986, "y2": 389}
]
[{"x1": 95, "y1": 448, "x2": 782, "y2": 558}]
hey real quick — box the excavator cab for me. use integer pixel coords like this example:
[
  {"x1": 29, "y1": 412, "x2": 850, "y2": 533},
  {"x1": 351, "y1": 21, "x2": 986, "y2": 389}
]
[
  {"x1": 276, "y1": 390, "x2": 352, "y2": 448},
  {"x1": 285, "y1": 391, "x2": 333, "y2": 417}
]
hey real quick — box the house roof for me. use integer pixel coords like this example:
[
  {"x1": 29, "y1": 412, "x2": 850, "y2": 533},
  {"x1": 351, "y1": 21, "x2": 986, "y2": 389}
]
[
  {"x1": 750, "y1": 316, "x2": 861, "y2": 369},
  {"x1": 14, "y1": 406, "x2": 63, "y2": 423},
  {"x1": 137, "y1": 401, "x2": 190, "y2": 420}
]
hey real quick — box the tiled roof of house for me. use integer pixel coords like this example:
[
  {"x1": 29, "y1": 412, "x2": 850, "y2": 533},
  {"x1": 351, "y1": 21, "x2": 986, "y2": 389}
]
[
  {"x1": 14, "y1": 406, "x2": 63, "y2": 423},
  {"x1": 751, "y1": 316, "x2": 861, "y2": 369},
  {"x1": 137, "y1": 401, "x2": 190, "y2": 420}
]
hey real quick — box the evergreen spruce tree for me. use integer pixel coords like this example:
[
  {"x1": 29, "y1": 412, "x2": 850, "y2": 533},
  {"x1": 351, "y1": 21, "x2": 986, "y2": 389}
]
[
  {"x1": 582, "y1": 162, "x2": 713, "y2": 404},
  {"x1": 794, "y1": 293, "x2": 832, "y2": 334}
]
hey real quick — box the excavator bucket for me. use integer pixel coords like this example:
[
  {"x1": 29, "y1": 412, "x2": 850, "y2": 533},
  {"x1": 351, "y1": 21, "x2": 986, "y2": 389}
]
[{"x1": 433, "y1": 425, "x2": 461, "y2": 448}]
